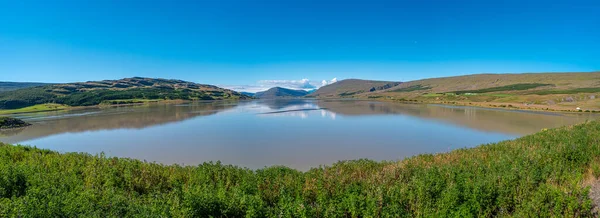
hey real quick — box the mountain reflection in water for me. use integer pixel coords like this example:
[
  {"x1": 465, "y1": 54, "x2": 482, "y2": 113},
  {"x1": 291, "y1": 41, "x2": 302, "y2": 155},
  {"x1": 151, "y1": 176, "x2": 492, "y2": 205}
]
[{"x1": 1, "y1": 99, "x2": 597, "y2": 170}]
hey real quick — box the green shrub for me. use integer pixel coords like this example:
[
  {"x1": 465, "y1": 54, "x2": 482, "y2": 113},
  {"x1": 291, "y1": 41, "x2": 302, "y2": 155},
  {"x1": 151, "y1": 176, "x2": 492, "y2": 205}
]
[{"x1": 1, "y1": 120, "x2": 600, "y2": 216}]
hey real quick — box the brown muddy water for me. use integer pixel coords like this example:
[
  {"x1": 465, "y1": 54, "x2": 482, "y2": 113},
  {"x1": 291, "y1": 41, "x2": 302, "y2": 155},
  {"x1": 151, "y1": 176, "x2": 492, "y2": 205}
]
[{"x1": 1, "y1": 99, "x2": 597, "y2": 170}]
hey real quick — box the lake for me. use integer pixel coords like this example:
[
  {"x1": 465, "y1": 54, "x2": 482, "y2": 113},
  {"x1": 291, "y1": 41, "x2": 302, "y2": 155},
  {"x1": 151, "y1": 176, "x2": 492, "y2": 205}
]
[{"x1": 1, "y1": 99, "x2": 597, "y2": 170}]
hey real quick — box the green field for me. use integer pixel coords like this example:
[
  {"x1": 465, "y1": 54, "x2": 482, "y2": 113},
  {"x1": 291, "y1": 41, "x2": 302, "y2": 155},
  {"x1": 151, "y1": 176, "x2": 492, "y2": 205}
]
[
  {"x1": 529, "y1": 87, "x2": 600, "y2": 95},
  {"x1": 1, "y1": 120, "x2": 599, "y2": 217},
  {"x1": 449, "y1": 83, "x2": 552, "y2": 95},
  {"x1": 0, "y1": 103, "x2": 67, "y2": 115},
  {"x1": 388, "y1": 85, "x2": 431, "y2": 93},
  {"x1": 100, "y1": 99, "x2": 162, "y2": 105}
]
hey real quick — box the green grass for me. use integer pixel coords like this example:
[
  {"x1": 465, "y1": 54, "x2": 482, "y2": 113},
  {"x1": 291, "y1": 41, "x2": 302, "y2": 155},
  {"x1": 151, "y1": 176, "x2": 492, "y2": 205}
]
[
  {"x1": 528, "y1": 87, "x2": 600, "y2": 95},
  {"x1": 449, "y1": 83, "x2": 553, "y2": 95},
  {"x1": 100, "y1": 99, "x2": 162, "y2": 105},
  {"x1": 1, "y1": 121, "x2": 600, "y2": 217},
  {"x1": 422, "y1": 93, "x2": 443, "y2": 97},
  {"x1": 481, "y1": 93, "x2": 514, "y2": 97},
  {"x1": 389, "y1": 85, "x2": 431, "y2": 93},
  {"x1": 0, "y1": 103, "x2": 67, "y2": 115}
]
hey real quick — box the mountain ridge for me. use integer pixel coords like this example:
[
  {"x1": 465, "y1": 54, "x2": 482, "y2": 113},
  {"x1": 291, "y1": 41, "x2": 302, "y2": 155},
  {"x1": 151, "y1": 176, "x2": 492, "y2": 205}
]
[{"x1": 254, "y1": 87, "x2": 309, "y2": 99}]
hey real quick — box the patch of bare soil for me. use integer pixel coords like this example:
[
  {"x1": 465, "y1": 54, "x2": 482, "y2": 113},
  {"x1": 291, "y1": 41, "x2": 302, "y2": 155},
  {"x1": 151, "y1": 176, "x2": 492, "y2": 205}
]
[{"x1": 590, "y1": 180, "x2": 600, "y2": 216}]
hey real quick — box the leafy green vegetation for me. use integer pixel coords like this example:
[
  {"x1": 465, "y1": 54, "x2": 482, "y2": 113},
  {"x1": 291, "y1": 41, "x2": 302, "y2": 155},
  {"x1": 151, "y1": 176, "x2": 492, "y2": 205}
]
[
  {"x1": 449, "y1": 83, "x2": 552, "y2": 95},
  {"x1": 528, "y1": 87, "x2": 600, "y2": 95},
  {"x1": 0, "y1": 87, "x2": 208, "y2": 109},
  {"x1": 0, "y1": 117, "x2": 31, "y2": 129},
  {"x1": 0, "y1": 103, "x2": 67, "y2": 115},
  {"x1": 100, "y1": 99, "x2": 162, "y2": 105},
  {"x1": 389, "y1": 85, "x2": 431, "y2": 93},
  {"x1": 1, "y1": 120, "x2": 600, "y2": 217}
]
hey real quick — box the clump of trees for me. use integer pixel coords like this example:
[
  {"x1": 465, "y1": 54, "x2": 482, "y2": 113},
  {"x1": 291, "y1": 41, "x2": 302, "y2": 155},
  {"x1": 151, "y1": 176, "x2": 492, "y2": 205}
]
[{"x1": 0, "y1": 117, "x2": 31, "y2": 129}]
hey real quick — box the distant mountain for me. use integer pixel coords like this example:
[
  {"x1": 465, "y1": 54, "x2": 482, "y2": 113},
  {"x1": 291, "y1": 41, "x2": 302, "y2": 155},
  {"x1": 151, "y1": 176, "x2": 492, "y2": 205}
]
[
  {"x1": 307, "y1": 79, "x2": 401, "y2": 98},
  {"x1": 0, "y1": 77, "x2": 250, "y2": 110},
  {"x1": 0, "y1": 82, "x2": 51, "y2": 92},
  {"x1": 240, "y1": 92, "x2": 255, "y2": 97},
  {"x1": 254, "y1": 87, "x2": 309, "y2": 99}
]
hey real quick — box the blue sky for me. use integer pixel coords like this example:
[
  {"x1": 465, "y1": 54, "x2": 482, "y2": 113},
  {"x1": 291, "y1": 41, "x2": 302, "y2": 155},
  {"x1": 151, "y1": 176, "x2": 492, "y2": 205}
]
[{"x1": 0, "y1": 0, "x2": 598, "y2": 92}]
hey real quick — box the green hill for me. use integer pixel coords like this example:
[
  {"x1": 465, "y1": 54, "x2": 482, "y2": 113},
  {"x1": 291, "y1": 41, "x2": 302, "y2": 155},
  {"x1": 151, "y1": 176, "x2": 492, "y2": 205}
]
[
  {"x1": 384, "y1": 72, "x2": 600, "y2": 94},
  {"x1": 0, "y1": 77, "x2": 249, "y2": 110},
  {"x1": 312, "y1": 72, "x2": 600, "y2": 111}
]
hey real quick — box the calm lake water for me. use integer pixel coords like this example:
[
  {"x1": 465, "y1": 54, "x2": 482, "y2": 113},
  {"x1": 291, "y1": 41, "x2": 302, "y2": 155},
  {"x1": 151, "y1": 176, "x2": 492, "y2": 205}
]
[{"x1": 1, "y1": 99, "x2": 597, "y2": 170}]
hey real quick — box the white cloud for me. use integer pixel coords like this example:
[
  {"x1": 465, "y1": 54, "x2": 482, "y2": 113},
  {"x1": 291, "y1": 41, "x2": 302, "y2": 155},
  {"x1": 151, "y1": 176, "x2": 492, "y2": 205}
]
[
  {"x1": 223, "y1": 77, "x2": 338, "y2": 93},
  {"x1": 257, "y1": 78, "x2": 317, "y2": 90},
  {"x1": 320, "y1": 78, "x2": 338, "y2": 87},
  {"x1": 220, "y1": 85, "x2": 267, "y2": 93}
]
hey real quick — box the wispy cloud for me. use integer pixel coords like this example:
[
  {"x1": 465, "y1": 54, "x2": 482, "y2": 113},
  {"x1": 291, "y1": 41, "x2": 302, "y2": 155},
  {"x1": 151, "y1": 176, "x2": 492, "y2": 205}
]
[{"x1": 223, "y1": 78, "x2": 338, "y2": 93}]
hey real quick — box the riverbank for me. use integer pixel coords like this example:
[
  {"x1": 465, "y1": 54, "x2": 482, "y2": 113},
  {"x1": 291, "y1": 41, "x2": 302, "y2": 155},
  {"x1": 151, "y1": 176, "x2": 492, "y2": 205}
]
[
  {"x1": 0, "y1": 100, "x2": 191, "y2": 115},
  {"x1": 1, "y1": 120, "x2": 599, "y2": 216},
  {"x1": 362, "y1": 96, "x2": 600, "y2": 114}
]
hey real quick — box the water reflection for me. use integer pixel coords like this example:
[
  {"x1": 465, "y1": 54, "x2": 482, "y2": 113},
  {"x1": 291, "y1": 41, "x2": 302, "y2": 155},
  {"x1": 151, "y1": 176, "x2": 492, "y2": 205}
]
[
  {"x1": 1, "y1": 102, "x2": 237, "y2": 144},
  {"x1": 1, "y1": 99, "x2": 597, "y2": 170}
]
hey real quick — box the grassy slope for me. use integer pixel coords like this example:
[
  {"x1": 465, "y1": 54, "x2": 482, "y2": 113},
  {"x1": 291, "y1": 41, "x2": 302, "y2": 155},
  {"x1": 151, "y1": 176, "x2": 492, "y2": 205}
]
[
  {"x1": 1, "y1": 121, "x2": 600, "y2": 217},
  {"x1": 387, "y1": 72, "x2": 600, "y2": 93},
  {"x1": 350, "y1": 72, "x2": 600, "y2": 111},
  {"x1": 0, "y1": 77, "x2": 249, "y2": 111},
  {"x1": 307, "y1": 79, "x2": 401, "y2": 98},
  {"x1": 0, "y1": 103, "x2": 67, "y2": 115}
]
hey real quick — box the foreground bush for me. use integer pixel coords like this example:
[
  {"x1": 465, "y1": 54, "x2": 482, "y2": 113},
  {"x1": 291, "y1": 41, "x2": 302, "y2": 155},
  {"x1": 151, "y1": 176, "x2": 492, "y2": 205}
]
[{"x1": 1, "y1": 121, "x2": 600, "y2": 217}]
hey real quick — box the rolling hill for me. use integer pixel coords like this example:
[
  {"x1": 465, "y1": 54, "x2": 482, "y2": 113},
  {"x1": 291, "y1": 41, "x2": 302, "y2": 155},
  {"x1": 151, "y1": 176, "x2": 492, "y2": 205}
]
[
  {"x1": 254, "y1": 87, "x2": 309, "y2": 99},
  {"x1": 306, "y1": 79, "x2": 401, "y2": 98},
  {"x1": 0, "y1": 77, "x2": 249, "y2": 110},
  {"x1": 314, "y1": 72, "x2": 600, "y2": 111},
  {"x1": 382, "y1": 72, "x2": 600, "y2": 94},
  {"x1": 0, "y1": 82, "x2": 51, "y2": 92}
]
